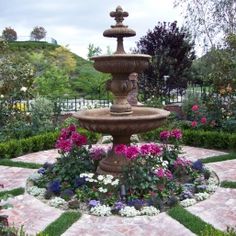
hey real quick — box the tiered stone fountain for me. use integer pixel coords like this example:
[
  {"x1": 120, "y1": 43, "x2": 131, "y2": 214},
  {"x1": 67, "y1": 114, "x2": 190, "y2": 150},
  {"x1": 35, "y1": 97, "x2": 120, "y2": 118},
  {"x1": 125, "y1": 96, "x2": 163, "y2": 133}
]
[{"x1": 74, "y1": 6, "x2": 170, "y2": 175}]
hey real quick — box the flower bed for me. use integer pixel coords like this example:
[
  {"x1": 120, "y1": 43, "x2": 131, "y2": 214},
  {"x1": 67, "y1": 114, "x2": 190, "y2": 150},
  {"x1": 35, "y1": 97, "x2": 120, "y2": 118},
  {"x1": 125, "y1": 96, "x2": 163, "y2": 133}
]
[{"x1": 27, "y1": 125, "x2": 219, "y2": 217}]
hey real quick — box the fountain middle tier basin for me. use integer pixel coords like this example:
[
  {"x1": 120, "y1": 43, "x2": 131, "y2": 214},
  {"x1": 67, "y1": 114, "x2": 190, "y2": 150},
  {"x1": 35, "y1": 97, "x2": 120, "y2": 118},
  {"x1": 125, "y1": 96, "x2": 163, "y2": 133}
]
[
  {"x1": 91, "y1": 54, "x2": 151, "y2": 74},
  {"x1": 73, "y1": 107, "x2": 170, "y2": 136}
]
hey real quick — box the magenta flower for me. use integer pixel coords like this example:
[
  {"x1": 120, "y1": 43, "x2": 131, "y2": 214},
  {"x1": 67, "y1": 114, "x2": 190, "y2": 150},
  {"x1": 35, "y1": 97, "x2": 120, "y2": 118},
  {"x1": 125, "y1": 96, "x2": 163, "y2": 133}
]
[
  {"x1": 201, "y1": 117, "x2": 207, "y2": 124},
  {"x1": 140, "y1": 144, "x2": 150, "y2": 155},
  {"x1": 114, "y1": 144, "x2": 127, "y2": 155},
  {"x1": 191, "y1": 104, "x2": 199, "y2": 112},
  {"x1": 125, "y1": 146, "x2": 139, "y2": 160},
  {"x1": 170, "y1": 129, "x2": 182, "y2": 139},
  {"x1": 174, "y1": 157, "x2": 192, "y2": 168},
  {"x1": 68, "y1": 124, "x2": 76, "y2": 132},
  {"x1": 149, "y1": 143, "x2": 161, "y2": 155},
  {"x1": 155, "y1": 168, "x2": 165, "y2": 178},
  {"x1": 56, "y1": 139, "x2": 73, "y2": 152},
  {"x1": 155, "y1": 168, "x2": 173, "y2": 180},
  {"x1": 160, "y1": 130, "x2": 170, "y2": 140},
  {"x1": 75, "y1": 134, "x2": 87, "y2": 146}
]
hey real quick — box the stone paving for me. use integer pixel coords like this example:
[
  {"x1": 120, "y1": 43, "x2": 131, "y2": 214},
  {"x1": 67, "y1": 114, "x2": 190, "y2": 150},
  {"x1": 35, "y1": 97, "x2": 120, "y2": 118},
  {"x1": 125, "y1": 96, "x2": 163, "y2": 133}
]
[
  {"x1": 0, "y1": 145, "x2": 235, "y2": 235},
  {"x1": 0, "y1": 166, "x2": 34, "y2": 191},
  {"x1": 62, "y1": 213, "x2": 195, "y2": 236}
]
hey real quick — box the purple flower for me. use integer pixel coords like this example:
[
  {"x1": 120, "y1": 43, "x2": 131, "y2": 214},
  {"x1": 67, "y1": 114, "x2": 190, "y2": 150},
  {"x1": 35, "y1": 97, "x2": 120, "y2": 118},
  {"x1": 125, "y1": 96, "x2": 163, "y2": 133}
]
[
  {"x1": 160, "y1": 130, "x2": 170, "y2": 140},
  {"x1": 48, "y1": 180, "x2": 61, "y2": 194},
  {"x1": 90, "y1": 147, "x2": 106, "y2": 160},
  {"x1": 61, "y1": 189, "x2": 74, "y2": 200},
  {"x1": 114, "y1": 201, "x2": 125, "y2": 210},
  {"x1": 38, "y1": 167, "x2": 46, "y2": 175},
  {"x1": 89, "y1": 199, "x2": 100, "y2": 207},
  {"x1": 192, "y1": 160, "x2": 203, "y2": 171},
  {"x1": 75, "y1": 177, "x2": 86, "y2": 188}
]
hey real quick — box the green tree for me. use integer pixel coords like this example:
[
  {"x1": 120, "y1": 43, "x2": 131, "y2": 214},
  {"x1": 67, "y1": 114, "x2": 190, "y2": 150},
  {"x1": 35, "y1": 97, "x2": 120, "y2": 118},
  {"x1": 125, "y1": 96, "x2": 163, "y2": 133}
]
[
  {"x1": 34, "y1": 65, "x2": 72, "y2": 98},
  {"x1": 87, "y1": 43, "x2": 102, "y2": 59}
]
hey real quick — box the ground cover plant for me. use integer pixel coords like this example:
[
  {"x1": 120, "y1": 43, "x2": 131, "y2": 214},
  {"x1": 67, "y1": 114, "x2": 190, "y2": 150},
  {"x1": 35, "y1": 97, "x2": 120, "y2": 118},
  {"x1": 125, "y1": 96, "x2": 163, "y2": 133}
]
[{"x1": 27, "y1": 124, "x2": 218, "y2": 217}]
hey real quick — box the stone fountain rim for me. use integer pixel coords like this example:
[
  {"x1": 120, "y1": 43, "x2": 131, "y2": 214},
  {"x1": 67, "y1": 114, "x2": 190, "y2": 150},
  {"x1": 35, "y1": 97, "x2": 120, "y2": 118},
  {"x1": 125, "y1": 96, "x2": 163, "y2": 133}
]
[
  {"x1": 73, "y1": 107, "x2": 170, "y2": 121},
  {"x1": 91, "y1": 54, "x2": 151, "y2": 60}
]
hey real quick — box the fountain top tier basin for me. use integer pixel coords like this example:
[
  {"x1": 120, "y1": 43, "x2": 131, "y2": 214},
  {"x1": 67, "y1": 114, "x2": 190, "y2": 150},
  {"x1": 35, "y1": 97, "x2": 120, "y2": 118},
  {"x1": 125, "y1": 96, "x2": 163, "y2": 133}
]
[
  {"x1": 73, "y1": 107, "x2": 170, "y2": 136},
  {"x1": 91, "y1": 54, "x2": 151, "y2": 74}
]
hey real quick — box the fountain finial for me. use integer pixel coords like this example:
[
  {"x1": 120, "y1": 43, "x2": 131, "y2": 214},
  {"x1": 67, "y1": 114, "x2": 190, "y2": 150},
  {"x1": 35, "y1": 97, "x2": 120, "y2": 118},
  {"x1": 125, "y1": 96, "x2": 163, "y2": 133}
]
[{"x1": 110, "y1": 6, "x2": 129, "y2": 27}]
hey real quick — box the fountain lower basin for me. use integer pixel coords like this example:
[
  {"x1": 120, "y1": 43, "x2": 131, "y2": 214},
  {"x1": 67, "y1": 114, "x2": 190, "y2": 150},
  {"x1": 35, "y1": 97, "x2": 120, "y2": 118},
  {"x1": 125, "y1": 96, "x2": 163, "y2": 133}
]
[{"x1": 73, "y1": 107, "x2": 170, "y2": 138}]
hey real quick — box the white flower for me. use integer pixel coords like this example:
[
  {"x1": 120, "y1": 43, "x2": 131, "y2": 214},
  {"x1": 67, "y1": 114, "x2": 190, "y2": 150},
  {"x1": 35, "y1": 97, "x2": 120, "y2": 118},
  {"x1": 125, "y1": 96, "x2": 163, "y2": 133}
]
[
  {"x1": 111, "y1": 179, "x2": 119, "y2": 186},
  {"x1": 0, "y1": 94, "x2": 4, "y2": 98},
  {"x1": 90, "y1": 205, "x2": 112, "y2": 216},
  {"x1": 28, "y1": 173, "x2": 42, "y2": 183},
  {"x1": 49, "y1": 197, "x2": 67, "y2": 208},
  {"x1": 106, "y1": 175, "x2": 114, "y2": 180},
  {"x1": 180, "y1": 198, "x2": 197, "y2": 207},
  {"x1": 103, "y1": 178, "x2": 112, "y2": 185},
  {"x1": 195, "y1": 192, "x2": 209, "y2": 201},
  {"x1": 97, "y1": 175, "x2": 104, "y2": 181},
  {"x1": 206, "y1": 185, "x2": 217, "y2": 192},
  {"x1": 27, "y1": 186, "x2": 46, "y2": 196},
  {"x1": 20, "y1": 86, "x2": 27, "y2": 92},
  {"x1": 119, "y1": 206, "x2": 141, "y2": 217},
  {"x1": 140, "y1": 206, "x2": 160, "y2": 216},
  {"x1": 98, "y1": 187, "x2": 108, "y2": 193},
  {"x1": 87, "y1": 173, "x2": 94, "y2": 178}
]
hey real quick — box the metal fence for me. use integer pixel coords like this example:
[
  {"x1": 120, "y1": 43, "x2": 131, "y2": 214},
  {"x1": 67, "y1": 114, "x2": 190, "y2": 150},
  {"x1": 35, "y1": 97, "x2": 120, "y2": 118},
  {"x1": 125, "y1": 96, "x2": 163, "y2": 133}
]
[{"x1": 1, "y1": 97, "x2": 112, "y2": 113}]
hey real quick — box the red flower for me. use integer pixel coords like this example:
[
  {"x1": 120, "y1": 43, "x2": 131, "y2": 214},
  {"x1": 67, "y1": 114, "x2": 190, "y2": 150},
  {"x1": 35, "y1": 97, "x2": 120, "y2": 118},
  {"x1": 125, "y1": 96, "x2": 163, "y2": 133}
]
[
  {"x1": 192, "y1": 105, "x2": 199, "y2": 112},
  {"x1": 201, "y1": 117, "x2": 207, "y2": 124},
  {"x1": 191, "y1": 121, "x2": 198, "y2": 127}
]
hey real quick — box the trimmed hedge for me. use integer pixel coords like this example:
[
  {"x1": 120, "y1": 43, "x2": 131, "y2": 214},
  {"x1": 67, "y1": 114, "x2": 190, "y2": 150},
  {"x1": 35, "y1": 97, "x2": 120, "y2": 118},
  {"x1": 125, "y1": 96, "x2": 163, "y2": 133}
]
[
  {"x1": 0, "y1": 128, "x2": 100, "y2": 159},
  {"x1": 141, "y1": 128, "x2": 236, "y2": 150},
  {"x1": 0, "y1": 132, "x2": 59, "y2": 159}
]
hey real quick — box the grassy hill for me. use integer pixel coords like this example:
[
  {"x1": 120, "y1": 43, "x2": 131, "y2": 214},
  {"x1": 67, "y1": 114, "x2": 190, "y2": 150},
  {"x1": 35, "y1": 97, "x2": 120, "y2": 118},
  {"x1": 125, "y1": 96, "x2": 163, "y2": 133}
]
[{"x1": 2, "y1": 41, "x2": 110, "y2": 99}]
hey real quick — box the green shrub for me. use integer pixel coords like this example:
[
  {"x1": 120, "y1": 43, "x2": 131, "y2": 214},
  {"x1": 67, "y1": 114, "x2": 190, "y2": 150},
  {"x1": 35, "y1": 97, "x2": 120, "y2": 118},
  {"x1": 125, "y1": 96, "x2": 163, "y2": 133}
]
[
  {"x1": 0, "y1": 128, "x2": 100, "y2": 159},
  {"x1": 141, "y1": 128, "x2": 236, "y2": 150}
]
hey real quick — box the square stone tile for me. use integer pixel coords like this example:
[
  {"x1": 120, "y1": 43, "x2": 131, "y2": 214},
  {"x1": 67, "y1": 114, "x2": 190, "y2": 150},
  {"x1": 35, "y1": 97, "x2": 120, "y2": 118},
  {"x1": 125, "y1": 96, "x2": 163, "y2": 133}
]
[
  {"x1": 188, "y1": 188, "x2": 236, "y2": 231},
  {"x1": 1, "y1": 194, "x2": 63, "y2": 235}
]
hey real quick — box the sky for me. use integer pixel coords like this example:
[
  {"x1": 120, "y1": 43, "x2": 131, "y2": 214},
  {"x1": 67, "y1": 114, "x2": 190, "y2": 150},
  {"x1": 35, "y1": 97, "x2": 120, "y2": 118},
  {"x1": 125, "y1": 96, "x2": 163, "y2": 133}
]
[{"x1": 0, "y1": 0, "x2": 184, "y2": 59}]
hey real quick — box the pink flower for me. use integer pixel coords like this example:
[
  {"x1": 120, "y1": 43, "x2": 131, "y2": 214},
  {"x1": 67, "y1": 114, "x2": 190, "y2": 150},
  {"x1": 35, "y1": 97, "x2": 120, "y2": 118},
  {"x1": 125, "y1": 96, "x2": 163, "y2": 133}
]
[
  {"x1": 191, "y1": 121, "x2": 198, "y2": 127},
  {"x1": 56, "y1": 139, "x2": 73, "y2": 152},
  {"x1": 140, "y1": 143, "x2": 161, "y2": 156},
  {"x1": 165, "y1": 170, "x2": 173, "y2": 180},
  {"x1": 155, "y1": 168, "x2": 173, "y2": 180},
  {"x1": 201, "y1": 117, "x2": 207, "y2": 124},
  {"x1": 126, "y1": 146, "x2": 140, "y2": 160},
  {"x1": 192, "y1": 105, "x2": 199, "y2": 112},
  {"x1": 174, "y1": 157, "x2": 192, "y2": 168},
  {"x1": 155, "y1": 168, "x2": 165, "y2": 178},
  {"x1": 170, "y1": 129, "x2": 182, "y2": 139},
  {"x1": 114, "y1": 144, "x2": 127, "y2": 155},
  {"x1": 149, "y1": 143, "x2": 161, "y2": 155},
  {"x1": 160, "y1": 130, "x2": 170, "y2": 140}
]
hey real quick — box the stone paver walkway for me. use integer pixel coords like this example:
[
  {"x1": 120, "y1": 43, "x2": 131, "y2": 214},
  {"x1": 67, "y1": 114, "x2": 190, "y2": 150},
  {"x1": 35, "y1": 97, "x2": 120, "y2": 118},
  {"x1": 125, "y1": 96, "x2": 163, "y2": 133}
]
[
  {"x1": 1, "y1": 194, "x2": 63, "y2": 235},
  {"x1": 0, "y1": 145, "x2": 235, "y2": 235},
  {"x1": 206, "y1": 159, "x2": 236, "y2": 181},
  {"x1": 62, "y1": 213, "x2": 195, "y2": 236},
  {"x1": 188, "y1": 188, "x2": 236, "y2": 231},
  {"x1": 0, "y1": 166, "x2": 34, "y2": 191}
]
